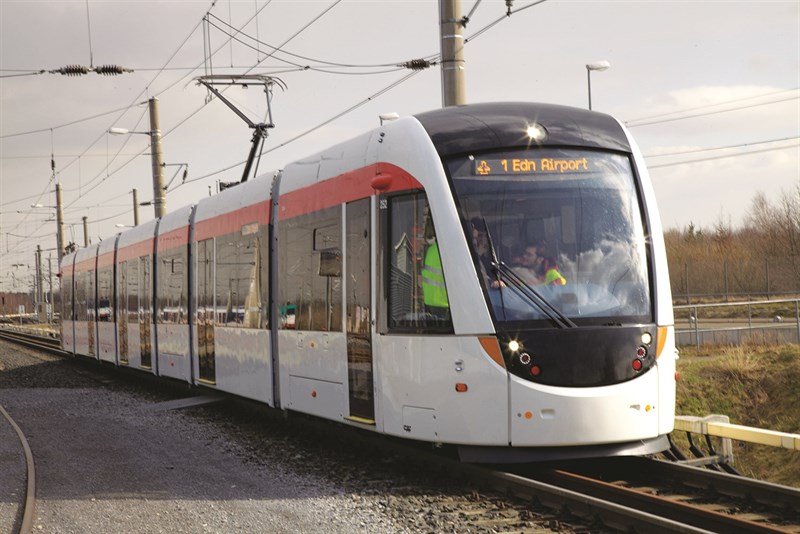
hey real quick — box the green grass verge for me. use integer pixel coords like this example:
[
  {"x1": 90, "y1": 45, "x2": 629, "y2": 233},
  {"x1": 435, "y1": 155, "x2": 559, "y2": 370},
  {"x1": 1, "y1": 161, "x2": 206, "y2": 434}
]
[{"x1": 674, "y1": 344, "x2": 800, "y2": 487}]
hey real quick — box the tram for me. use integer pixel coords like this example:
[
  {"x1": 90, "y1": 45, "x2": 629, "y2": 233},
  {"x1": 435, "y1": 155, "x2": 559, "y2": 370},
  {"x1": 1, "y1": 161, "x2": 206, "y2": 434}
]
[{"x1": 60, "y1": 102, "x2": 676, "y2": 462}]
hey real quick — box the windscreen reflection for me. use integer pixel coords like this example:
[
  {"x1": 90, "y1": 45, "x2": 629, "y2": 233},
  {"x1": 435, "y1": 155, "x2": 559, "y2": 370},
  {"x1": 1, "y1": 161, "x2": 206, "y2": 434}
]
[{"x1": 450, "y1": 149, "x2": 652, "y2": 326}]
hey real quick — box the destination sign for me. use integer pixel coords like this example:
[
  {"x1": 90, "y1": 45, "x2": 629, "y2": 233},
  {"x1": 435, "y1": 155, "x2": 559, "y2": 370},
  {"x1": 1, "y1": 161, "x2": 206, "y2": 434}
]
[{"x1": 473, "y1": 157, "x2": 591, "y2": 176}]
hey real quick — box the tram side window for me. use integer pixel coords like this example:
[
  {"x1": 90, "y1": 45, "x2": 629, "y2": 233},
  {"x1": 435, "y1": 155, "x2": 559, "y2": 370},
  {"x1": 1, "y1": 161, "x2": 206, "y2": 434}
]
[
  {"x1": 278, "y1": 206, "x2": 342, "y2": 332},
  {"x1": 126, "y1": 259, "x2": 140, "y2": 323},
  {"x1": 214, "y1": 224, "x2": 267, "y2": 328},
  {"x1": 74, "y1": 271, "x2": 86, "y2": 321},
  {"x1": 87, "y1": 269, "x2": 96, "y2": 322},
  {"x1": 386, "y1": 193, "x2": 453, "y2": 333},
  {"x1": 157, "y1": 249, "x2": 187, "y2": 324},
  {"x1": 97, "y1": 266, "x2": 113, "y2": 322},
  {"x1": 61, "y1": 274, "x2": 74, "y2": 321}
]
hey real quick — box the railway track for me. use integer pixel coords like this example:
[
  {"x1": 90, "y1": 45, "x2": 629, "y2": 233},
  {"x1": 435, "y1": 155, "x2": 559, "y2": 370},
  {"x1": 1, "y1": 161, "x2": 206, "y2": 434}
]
[
  {"x1": 2, "y1": 330, "x2": 799, "y2": 533},
  {"x1": 508, "y1": 457, "x2": 800, "y2": 533},
  {"x1": 398, "y1": 456, "x2": 794, "y2": 533},
  {"x1": 0, "y1": 327, "x2": 63, "y2": 355}
]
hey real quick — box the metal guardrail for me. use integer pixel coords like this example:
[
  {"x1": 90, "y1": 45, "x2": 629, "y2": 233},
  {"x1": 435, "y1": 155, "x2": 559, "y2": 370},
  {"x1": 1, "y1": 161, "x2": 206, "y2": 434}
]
[
  {"x1": 674, "y1": 414, "x2": 800, "y2": 468},
  {"x1": 675, "y1": 415, "x2": 800, "y2": 451}
]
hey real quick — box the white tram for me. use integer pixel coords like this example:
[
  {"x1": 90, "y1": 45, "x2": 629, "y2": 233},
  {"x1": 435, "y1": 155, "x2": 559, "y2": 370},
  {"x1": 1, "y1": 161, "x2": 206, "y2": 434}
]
[{"x1": 60, "y1": 102, "x2": 676, "y2": 462}]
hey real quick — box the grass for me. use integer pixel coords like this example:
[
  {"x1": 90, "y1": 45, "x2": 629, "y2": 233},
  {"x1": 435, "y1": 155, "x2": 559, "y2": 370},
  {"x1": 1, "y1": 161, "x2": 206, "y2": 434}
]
[{"x1": 674, "y1": 343, "x2": 800, "y2": 487}]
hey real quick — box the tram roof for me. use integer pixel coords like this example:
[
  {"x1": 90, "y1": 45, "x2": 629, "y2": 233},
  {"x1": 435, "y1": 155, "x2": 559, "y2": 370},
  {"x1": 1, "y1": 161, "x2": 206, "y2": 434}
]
[{"x1": 414, "y1": 102, "x2": 631, "y2": 157}]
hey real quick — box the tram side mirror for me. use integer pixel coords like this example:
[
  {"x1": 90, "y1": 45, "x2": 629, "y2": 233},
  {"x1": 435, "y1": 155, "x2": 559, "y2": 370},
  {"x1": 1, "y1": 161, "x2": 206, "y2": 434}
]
[{"x1": 318, "y1": 249, "x2": 341, "y2": 277}]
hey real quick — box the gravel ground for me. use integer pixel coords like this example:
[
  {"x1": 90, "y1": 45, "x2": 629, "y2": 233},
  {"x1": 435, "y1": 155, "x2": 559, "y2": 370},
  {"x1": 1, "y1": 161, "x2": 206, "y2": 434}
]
[
  {"x1": 0, "y1": 343, "x2": 411, "y2": 533},
  {"x1": 0, "y1": 341, "x2": 569, "y2": 533}
]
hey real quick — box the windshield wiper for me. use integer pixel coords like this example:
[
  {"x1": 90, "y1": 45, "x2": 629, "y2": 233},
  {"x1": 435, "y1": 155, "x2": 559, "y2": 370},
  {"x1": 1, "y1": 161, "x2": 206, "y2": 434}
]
[
  {"x1": 493, "y1": 261, "x2": 577, "y2": 329},
  {"x1": 482, "y1": 219, "x2": 576, "y2": 329}
]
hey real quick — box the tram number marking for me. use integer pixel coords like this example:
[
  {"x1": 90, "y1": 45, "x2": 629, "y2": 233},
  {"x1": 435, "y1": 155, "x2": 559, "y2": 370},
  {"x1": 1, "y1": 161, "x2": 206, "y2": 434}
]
[{"x1": 379, "y1": 199, "x2": 388, "y2": 210}]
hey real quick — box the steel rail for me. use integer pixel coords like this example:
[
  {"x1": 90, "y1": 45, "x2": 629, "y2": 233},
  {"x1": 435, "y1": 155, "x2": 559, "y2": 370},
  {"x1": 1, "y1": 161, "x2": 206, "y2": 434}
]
[
  {"x1": 0, "y1": 329, "x2": 67, "y2": 356},
  {"x1": 544, "y1": 468, "x2": 789, "y2": 534},
  {"x1": 461, "y1": 464, "x2": 714, "y2": 533},
  {"x1": 0, "y1": 405, "x2": 36, "y2": 534}
]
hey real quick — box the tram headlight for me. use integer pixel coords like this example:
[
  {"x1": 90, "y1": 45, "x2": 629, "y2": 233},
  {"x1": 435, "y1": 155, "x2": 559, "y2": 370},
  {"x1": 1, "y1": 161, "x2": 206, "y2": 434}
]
[
  {"x1": 526, "y1": 122, "x2": 547, "y2": 142},
  {"x1": 641, "y1": 332, "x2": 652, "y2": 345},
  {"x1": 508, "y1": 339, "x2": 521, "y2": 352}
]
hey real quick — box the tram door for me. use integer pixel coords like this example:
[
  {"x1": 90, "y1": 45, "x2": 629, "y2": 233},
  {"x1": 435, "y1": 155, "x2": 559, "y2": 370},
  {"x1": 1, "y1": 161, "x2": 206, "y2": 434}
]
[
  {"x1": 346, "y1": 199, "x2": 374, "y2": 422},
  {"x1": 196, "y1": 238, "x2": 215, "y2": 383}
]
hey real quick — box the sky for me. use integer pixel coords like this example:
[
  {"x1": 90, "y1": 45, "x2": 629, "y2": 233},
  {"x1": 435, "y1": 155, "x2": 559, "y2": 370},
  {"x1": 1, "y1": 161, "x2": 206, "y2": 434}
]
[{"x1": 1, "y1": 0, "x2": 798, "y2": 293}]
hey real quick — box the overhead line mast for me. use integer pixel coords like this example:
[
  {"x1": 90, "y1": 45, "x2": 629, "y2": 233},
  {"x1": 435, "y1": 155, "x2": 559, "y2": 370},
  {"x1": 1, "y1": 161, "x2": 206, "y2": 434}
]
[
  {"x1": 439, "y1": 0, "x2": 466, "y2": 107},
  {"x1": 440, "y1": 1, "x2": 514, "y2": 107}
]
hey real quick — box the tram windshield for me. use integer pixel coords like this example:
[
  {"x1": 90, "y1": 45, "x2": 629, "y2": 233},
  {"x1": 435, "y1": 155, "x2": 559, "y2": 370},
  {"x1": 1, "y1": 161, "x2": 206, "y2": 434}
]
[{"x1": 449, "y1": 148, "x2": 652, "y2": 327}]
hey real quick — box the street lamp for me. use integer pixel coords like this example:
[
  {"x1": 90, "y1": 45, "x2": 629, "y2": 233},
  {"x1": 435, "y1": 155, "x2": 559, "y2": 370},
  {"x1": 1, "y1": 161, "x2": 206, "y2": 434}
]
[
  {"x1": 586, "y1": 60, "x2": 611, "y2": 110},
  {"x1": 30, "y1": 200, "x2": 66, "y2": 262},
  {"x1": 108, "y1": 97, "x2": 167, "y2": 218}
]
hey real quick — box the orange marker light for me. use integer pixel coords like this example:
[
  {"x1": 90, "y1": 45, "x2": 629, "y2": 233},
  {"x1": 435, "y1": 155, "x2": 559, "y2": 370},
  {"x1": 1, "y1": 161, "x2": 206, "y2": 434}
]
[
  {"x1": 524, "y1": 411, "x2": 533, "y2": 420},
  {"x1": 371, "y1": 174, "x2": 393, "y2": 190},
  {"x1": 455, "y1": 383, "x2": 468, "y2": 392}
]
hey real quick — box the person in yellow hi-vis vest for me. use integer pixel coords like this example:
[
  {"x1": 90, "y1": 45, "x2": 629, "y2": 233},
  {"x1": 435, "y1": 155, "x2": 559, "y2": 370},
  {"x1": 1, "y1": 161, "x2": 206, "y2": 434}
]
[
  {"x1": 513, "y1": 242, "x2": 567, "y2": 286},
  {"x1": 422, "y1": 240, "x2": 450, "y2": 318}
]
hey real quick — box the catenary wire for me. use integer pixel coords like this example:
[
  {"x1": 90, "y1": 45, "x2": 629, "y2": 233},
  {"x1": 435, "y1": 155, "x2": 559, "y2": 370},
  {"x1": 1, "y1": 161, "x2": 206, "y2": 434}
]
[
  {"x1": 625, "y1": 87, "x2": 800, "y2": 125},
  {"x1": 647, "y1": 143, "x2": 799, "y2": 169},
  {"x1": 643, "y1": 136, "x2": 800, "y2": 158}
]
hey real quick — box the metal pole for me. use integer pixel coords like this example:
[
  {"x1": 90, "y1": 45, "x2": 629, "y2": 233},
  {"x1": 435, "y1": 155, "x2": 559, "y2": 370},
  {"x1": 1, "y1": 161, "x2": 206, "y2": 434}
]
[
  {"x1": 684, "y1": 262, "x2": 690, "y2": 305},
  {"x1": 587, "y1": 69, "x2": 593, "y2": 110},
  {"x1": 82, "y1": 216, "x2": 89, "y2": 247},
  {"x1": 48, "y1": 254, "x2": 53, "y2": 324},
  {"x1": 439, "y1": 0, "x2": 466, "y2": 107},
  {"x1": 795, "y1": 300, "x2": 799, "y2": 343},
  {"x1": 55, "y1": 182, "x2": 66, "y2": 261},
  {"x1": 724, "y1": 261, "x2": 729, "y2": 302},
  {"x1": 148, "y1": 97, "x2": 167, "y2": 218},
  {"x1": 36, "y1": 245, "x2": 44, "y2": 322},
  {"x1": 132, "y1": 188, "x2": 140, "y2": 226}
]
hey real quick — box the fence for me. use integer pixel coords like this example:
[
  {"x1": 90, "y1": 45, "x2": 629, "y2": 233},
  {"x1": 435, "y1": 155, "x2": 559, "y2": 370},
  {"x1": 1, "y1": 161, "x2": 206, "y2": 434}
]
[
  {"x1": 674, "y1": 298, "x2": 800, "y2": 347},
  {"x1": 669, "y1": 256, "x2": 800, "y2": 304}
]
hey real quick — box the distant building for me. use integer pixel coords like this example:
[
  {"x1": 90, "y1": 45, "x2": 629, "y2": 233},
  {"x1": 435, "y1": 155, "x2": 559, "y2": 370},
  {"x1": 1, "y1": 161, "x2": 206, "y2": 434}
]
[{"x1": 0, "y1": 292, "x2": 35, "y2": 319}]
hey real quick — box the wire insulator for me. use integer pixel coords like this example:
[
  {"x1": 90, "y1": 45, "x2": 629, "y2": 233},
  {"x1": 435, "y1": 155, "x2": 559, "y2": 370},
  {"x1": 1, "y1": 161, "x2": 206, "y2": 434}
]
[
  {"x1": 93, "y1": 65, "x2": 133, "y2": 76},
  {"x1": 53, "y1": 65, "x2": 89, "y2": 76},
  {"x1": 402, "y1": 59, "x2": 431, "y2": 71}
]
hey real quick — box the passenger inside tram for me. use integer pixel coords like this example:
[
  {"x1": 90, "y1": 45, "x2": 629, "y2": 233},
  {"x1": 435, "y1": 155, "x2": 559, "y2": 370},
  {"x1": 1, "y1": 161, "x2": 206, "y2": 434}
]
[{"x1": 511, "y1": 240, "x2": 567, "y2": 287}]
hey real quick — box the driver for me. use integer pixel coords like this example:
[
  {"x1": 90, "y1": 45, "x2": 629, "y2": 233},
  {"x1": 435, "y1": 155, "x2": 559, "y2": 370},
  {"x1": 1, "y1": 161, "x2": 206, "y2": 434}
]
[{"x1": 513, "y1": 241, "x2": 566, "y2": 286}]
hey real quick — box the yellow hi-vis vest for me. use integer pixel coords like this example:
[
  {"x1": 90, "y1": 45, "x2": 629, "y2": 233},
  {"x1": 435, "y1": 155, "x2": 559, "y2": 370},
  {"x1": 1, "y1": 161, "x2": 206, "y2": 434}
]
[
  {"x1": 544, "y1": 267, "x2": 567, "y2": 286},
  {"x1": 422, "y1": 243, "x2": 449, "y2": 307}
]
